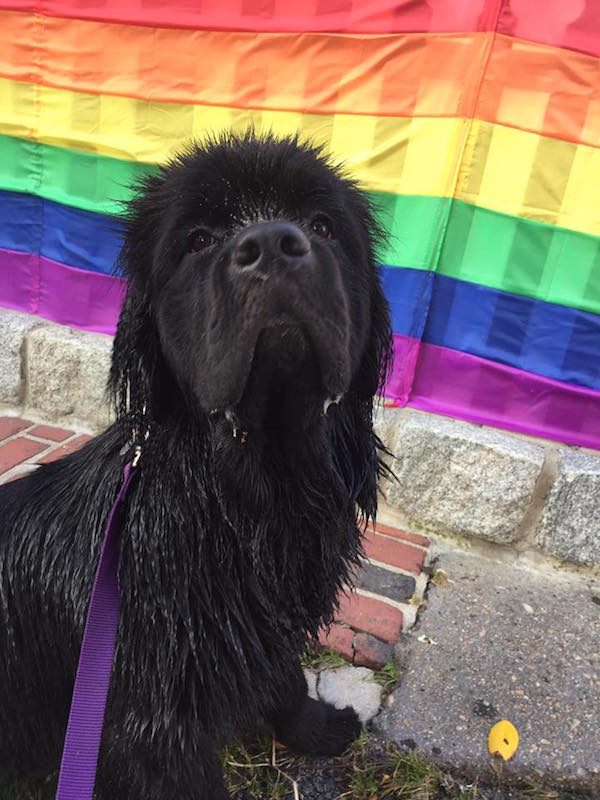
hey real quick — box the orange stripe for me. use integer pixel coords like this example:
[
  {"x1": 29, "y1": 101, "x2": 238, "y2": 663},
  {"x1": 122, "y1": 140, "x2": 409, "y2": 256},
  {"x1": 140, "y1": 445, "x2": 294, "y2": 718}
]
[
  {"x1": 482, "y1": 35, "x2": 600, "y2": 147},
  {"x1": 0, "y1": 11, "x2": 483, "y2": 116},
  {"x1": 1, "y1": 10, "x2": 599, "y2": 145}
]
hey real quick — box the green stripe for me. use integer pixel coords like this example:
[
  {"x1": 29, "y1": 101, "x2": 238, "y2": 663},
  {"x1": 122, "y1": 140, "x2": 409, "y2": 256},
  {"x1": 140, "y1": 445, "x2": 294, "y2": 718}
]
[
  {"x1": 439, "y1": 202, "x2": 600, "y2": 317},
  {"x1": 370, "y1": 192, "x2": 451, "y2": 270},
  {"x1": 374, "y1": 190, "x2": 600, "y2": 316},
  {"x1": 2, "y1": 134, "x2": 599, "y2": 316},
  {"x1": 0, "y1": 134, "x2": 159, "y2": 215}
]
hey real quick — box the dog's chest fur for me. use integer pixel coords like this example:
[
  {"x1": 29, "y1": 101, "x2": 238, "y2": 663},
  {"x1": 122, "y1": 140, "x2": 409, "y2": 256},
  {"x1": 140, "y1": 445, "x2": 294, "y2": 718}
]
[{"x1": 109, "y1": 422, "x2": 359, "y2": 743}]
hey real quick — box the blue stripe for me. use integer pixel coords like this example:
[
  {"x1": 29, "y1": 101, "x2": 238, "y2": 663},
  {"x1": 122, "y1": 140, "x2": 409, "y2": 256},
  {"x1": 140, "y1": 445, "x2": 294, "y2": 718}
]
[
  {"x1": 2, "y1": 191, "x2": 598, "y2": 390},
  {"x1": 381, "y1": 266, "x2": 600, "y2": 390},
  {"x1": 0, "y1": 190, "x2": 123, "y2": 275}
]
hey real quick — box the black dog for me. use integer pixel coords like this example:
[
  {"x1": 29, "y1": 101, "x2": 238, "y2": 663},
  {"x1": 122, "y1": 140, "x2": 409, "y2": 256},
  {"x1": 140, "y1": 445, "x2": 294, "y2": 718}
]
[{"x1": 0, "y1": 132, "x2": 391, "y2": 799}]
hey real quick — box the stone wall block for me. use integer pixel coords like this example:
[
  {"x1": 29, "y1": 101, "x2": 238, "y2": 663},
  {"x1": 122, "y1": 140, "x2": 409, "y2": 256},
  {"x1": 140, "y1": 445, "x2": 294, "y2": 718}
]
[
  {"x1": 379, "y1": 412, "x2": 545, "y2": 544},
  {"x1": 0, "y1": 309, "x2": 44, "y2": 405},
  {"x1": 24, "y1": 324, "x2": 113, "y2": 432},
  {"x1": 535, "y1": 450, "x2": 600, "y2": 566}
]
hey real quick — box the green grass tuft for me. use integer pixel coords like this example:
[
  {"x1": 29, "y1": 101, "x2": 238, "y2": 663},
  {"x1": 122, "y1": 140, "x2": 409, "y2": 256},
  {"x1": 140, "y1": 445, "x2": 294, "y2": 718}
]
[
  {"x1": 300, "y1": 641, "x2": 348, "y2": 671},
  {"x1": 373, "y1": 660, "x2": 402, "y2": 697},
  {"x1": 222, "y1": 734, "x2": 298, "y2": 799},
  {"x1": 343, "y1": 733, "x2": 440, "y2": 799}
]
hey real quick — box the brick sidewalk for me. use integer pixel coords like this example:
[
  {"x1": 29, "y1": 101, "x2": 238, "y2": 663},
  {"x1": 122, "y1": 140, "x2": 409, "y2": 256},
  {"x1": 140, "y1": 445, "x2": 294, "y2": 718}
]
[
  {"x1": 0, "y1": 416, "x2": 92, "y2": 482},
  {"x1": 0, "y1": 415, "x2": 432, "y2": 669},
  {"x1": 319, "y1": 518, "x2": 431, "y2": 669}
]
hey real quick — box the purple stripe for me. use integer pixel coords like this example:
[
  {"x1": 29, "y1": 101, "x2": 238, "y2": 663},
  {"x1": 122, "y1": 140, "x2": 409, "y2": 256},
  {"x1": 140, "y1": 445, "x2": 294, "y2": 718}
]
[
  {"x1": 0, "y1": 249, "x2": 124, "y2": 334},
  {"x1": 387, "y1": 335, "x2": 600, "y2": 451},
  {"x1": 56, "y1": 463, "x2": 135, "y2": 800}
]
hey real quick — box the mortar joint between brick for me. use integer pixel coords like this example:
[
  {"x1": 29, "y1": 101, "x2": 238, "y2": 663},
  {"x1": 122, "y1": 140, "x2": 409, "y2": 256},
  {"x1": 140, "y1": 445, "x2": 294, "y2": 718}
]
[
  {"x1": 0, "y1": 423, "x2": 36, "y2": 446},
  {"x1": 355, "y1": 586, "x2": 408, "y2": 613},
  {"x1": 359, "y1": 555, "x2": 420, "y2": 580},
  {"x1": 25, "y1": 432, "x2": 80, "y2": 447}
]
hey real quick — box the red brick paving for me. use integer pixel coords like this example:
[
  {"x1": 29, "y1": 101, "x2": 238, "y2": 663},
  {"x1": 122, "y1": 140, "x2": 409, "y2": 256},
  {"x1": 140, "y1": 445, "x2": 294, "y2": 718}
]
[
  {"x1": 363, "y1": 528, "x2": 425, "y2": 575},
  {"x1": 318, "y1": 624, "x2": 354, "y2": 662},
  {"x1": 28, "y1": 424, "x2": 74, "y2": 442},
  {"x1": 320, "y1": 519, "x2": 432, "y2": 667},
  {"x1": 0, "y1": 417, "x2": 33, "y2": 441},
  {"x1": 0, "y1": 416, "x2": 433, "y2": 670},
  {"x1": 0, "y1": 416, "x2": 90, "y2": 478},
  {"x1": 335, "y1": 592, "x2": 404, "y2": 644},
  {"x1": 0, "y1": 437, "x2": 47, "y2": 472},
  {"x1": 367, "y1": 521, "x2": 430, "y2": 548},
  {"x1": 37, "y1": 434, "x2": 92, "y2": 464},
  {"x1": 353, "y1": 631, "x2": 394, "y2": 670}
]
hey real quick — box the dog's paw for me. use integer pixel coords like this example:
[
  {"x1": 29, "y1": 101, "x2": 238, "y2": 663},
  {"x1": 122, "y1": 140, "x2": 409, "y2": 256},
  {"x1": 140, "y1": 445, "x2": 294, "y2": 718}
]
[
  {"x1": 315, "y1": 702, "x2": 362, "y2": 756},
  {"x1": 274, "y1": 695, "x2": 362, "y2": 757}
]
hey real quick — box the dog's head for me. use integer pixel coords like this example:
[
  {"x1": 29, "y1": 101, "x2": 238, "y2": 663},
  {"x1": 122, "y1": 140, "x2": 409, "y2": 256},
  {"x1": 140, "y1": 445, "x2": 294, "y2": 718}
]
[{"x1": 112, "y1": 132, "x2": 390, "y2": 466}]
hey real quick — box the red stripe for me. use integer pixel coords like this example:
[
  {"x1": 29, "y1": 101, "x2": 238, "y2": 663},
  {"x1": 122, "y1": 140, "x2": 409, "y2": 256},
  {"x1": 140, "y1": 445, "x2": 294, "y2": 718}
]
[
  {"x1": 0, "y1": 0, "x2": 492, "y2": 33},
  {"x1": 497, "y1": 0, "x2": 600, "y2": 58},
  {"x1": 1, "y1": 1, "x2": 597, "y2": 57}
]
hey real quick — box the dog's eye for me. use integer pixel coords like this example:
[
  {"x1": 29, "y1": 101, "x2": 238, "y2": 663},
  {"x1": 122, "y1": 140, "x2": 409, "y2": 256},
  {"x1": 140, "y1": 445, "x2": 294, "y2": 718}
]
[
  {"x1": 187, "y1": 228, "x2": 216, "y2": 252},
  {"x1": 310, "y1": 215, "x2": 334, "y2": 239}
]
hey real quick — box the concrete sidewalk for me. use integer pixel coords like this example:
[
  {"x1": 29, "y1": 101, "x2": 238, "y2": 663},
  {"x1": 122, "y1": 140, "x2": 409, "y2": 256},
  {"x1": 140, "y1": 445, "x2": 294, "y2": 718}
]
[{"x1": 375, "y1": 542, "x2": 600, "y2": 795}]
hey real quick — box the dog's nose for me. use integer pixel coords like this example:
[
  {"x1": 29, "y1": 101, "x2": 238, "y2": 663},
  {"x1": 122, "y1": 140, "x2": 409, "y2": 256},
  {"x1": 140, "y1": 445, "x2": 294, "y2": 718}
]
[{"x1": 233, "y1": 222, "x2": 311, "y2": 271}]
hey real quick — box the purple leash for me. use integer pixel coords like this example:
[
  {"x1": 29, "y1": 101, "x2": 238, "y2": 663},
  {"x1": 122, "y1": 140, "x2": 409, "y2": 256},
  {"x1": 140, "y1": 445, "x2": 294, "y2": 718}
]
[{"x1": 55, "y1": 457, "x2": 138, "y2": 800}]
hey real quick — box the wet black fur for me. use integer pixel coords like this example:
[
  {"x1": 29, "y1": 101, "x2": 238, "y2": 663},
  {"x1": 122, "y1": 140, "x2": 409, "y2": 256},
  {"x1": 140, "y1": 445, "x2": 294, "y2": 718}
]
[{"x1": 0, "y1": 132, "x2": 392, "y2": 799}]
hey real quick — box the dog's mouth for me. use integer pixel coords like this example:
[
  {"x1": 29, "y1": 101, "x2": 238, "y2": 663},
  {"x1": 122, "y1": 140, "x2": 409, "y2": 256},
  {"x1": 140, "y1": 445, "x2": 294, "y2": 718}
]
[
  {"x1": 192, "y1": 255, "x2": 352, "y2": 431},
  {"x1": 211, "y1": 315, "x2": 343, "y2": 437}
]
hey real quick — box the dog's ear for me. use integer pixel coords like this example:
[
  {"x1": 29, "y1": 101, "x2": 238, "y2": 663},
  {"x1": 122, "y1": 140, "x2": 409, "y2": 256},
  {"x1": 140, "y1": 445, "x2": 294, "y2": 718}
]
[
  {"x1": 109, "y1": 279, "x2": 158, "y2": 422},
  {"x1": 340, "y1": 186, "x2": 392, "y2": 400},
  {"x1": 328, "y1": 269, "x2": 392, "y2": 522},
  {"x1": 110, "y1": 172, "x2": 171, "y2": 422},
  {"x1": 330, "y1": 186, "x2": 392, "y2": 519},
  {"x1": 354, "y1": 276, "x2": 393, "y2": 400}
]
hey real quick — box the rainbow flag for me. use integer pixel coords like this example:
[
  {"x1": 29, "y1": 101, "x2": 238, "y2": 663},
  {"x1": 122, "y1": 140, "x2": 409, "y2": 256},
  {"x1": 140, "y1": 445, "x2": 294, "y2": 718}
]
[{"x1": 0, "y1": 1, "x2": 598, "y2": 449}]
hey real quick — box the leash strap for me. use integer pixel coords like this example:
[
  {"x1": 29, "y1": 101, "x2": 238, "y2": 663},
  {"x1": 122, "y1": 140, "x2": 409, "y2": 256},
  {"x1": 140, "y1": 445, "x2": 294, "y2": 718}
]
[{"x1": 55, "y1": 461, "x2": 137, "y2": 800}]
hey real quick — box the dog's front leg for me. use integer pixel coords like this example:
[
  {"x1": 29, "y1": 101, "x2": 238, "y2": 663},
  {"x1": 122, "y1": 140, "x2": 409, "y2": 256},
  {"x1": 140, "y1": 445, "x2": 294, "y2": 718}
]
[
  {"x1": 269, "y1": 660, "x2": 362, "y2": 757},
  {"x1": 96, "y1": 727, "x2": 232, "y2": 800}
]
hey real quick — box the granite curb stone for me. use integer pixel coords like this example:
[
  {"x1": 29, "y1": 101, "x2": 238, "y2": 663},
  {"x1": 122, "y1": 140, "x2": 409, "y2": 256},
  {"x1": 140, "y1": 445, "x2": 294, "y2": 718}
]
[
  {"x1": 24, "y1": 324, "x2": 113, "y2": 432},
  {"x1": 536, "y1": 449, "x2": 600, "y2": 566},
  {"x1": 377, "y1": 411, "x2": 546, "y2": 545},
  {"x1": 0, "y1": 309, "x2": 44, "y2": 405}
]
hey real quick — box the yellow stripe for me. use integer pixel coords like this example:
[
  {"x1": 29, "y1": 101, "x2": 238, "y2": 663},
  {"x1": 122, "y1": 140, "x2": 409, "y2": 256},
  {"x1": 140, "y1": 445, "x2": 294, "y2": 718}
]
[
  {"x1": 457, "y1": 120, "x2": 600, "y2": 236},
  {"x1": 0, "y1": 77, "x2": 467, "y2": 196},
  {"x1": 1, "y1": 77, "x2": 598, "y2": 236}
]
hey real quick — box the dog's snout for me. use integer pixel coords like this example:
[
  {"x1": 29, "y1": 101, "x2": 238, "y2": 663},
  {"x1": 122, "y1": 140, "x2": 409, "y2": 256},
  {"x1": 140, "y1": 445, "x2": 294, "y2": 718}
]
[
  {"x1": 233, "y1": 222, "x2": 311, "y2": 272},
  {"x1": 280, "y1": 227, "x2": 310, "y2": 258},
  {"x1": 234, "y1": 234, "x2": 262, "y2": 268}
]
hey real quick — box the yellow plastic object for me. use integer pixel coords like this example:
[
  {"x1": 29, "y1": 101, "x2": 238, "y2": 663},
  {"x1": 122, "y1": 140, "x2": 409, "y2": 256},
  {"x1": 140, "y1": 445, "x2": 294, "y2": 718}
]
[{"x1": 488, "y1": 720, "x2": 519, "y2": 761}]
